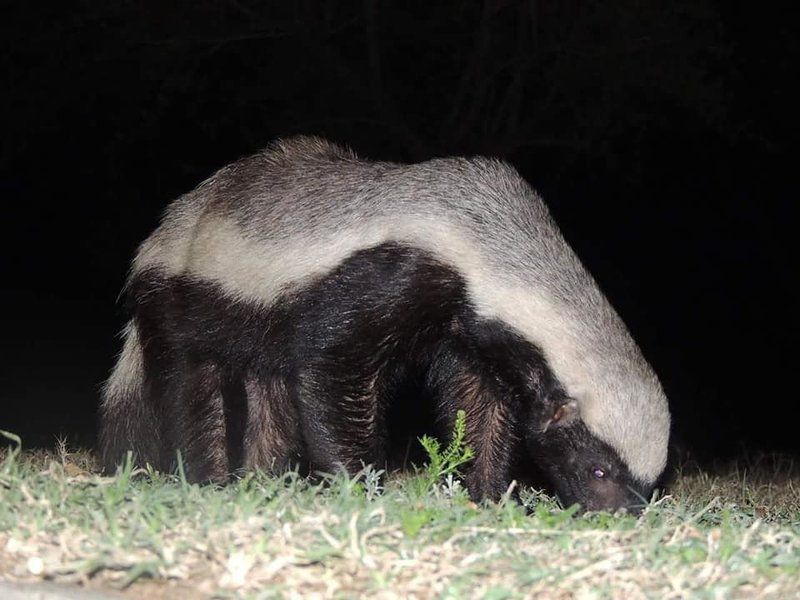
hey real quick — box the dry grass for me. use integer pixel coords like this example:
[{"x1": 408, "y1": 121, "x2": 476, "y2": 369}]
[{"x1": 1, "y1": 436, "x2": 799, "y2": 599}]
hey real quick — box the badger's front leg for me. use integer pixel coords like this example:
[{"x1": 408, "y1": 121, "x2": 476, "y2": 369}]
[
  {"x1": 293, "y1": 354, "x2": 386, "y2": 475},
  {"x1": 427, "y1": 338, "x2": 519, "y2": 502}
]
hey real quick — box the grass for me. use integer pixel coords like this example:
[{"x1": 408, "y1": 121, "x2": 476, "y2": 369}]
[{"x1": 1, "y1": 425, "x2": 799, "y2": 599}]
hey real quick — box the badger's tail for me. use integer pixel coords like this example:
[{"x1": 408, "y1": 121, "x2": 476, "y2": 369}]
[{"x1": 98, "y1": 320, "x2": 159, "y2": 474}]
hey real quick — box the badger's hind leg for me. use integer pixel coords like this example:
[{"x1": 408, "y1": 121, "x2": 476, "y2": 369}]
[
  {"x1": 129, "y1": 348, "x2": 230, "y2": 482},
  {"x1": 99, "y1": 320, "x2": 161, "y2": 474},
  {"x1": 130, "y1": 283, "x2": 236, "y2": 482},
  {"x1": 100, "y1": 322, "x2": 229, "y2": 483},
  {"x1": 171, "y1": 359, "x2": 231, "y2": 482},
  {"x1": 241, "y1": 372, "x2": 305, "y2": 474}
]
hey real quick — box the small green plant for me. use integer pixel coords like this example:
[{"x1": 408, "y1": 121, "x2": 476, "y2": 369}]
[{"x1": 416, "y1": 409, "x2": 474, "y2": 492}]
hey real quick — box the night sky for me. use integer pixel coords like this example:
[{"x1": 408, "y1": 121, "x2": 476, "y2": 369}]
[{"x1": 1, "y1": 2, "x2": 796, "y2": 464}]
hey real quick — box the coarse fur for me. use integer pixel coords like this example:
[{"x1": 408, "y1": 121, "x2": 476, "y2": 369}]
[{"x1": 100, "y1": 136, "x2": 670, "y2": 510}]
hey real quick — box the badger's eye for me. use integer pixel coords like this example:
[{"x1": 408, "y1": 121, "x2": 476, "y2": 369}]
[
  {"x1": 591, "y1": 467, "x2": 606, "y2": 480},
  {"x1": 552, "y1": 405, "x2": 565, "y2": 423}
]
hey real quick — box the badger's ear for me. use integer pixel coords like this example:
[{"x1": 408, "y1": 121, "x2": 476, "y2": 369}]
[{"x1": 543, "y1": 399, "x2": 579, "y2": 431}]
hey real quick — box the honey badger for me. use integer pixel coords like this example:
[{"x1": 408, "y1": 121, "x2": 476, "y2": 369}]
[{"x1": 99, "y1": 136, "x2": 670, "y2": 512}]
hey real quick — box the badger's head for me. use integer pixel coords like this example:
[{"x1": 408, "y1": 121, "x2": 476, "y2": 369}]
[
  {"x1": 525, "y1": 366, "x2": 670, "y2": 513},
  {"x1": 471, "y1": 316, "x2": 669, "y2": 513},
  {"x1": 522, "y1": 395, "x2": 667, "y2": 514},
  {"x1": 473, "y1": 320, "x2": 669, "y2": 513}
]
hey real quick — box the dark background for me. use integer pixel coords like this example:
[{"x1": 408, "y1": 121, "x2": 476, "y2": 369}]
[{"x1": 1, "y1": 2, "x2": 796, "y2": 464}]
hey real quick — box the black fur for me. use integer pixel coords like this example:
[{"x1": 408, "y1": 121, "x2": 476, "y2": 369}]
[
  {"x1": 525, "y1": 422, "x2": 651, "y2": 512},
  {"x1": 101, "y1": 242, "x2": 652, "y2": 508}
]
